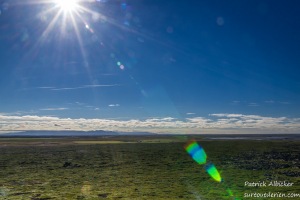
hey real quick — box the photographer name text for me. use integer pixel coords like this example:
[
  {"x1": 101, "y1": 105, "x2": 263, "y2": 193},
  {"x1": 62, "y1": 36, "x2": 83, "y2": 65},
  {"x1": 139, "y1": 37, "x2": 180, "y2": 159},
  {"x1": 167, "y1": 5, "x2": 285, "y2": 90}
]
[{"x1": 245, "y1": 181, "x2": 293, "y2": 187}]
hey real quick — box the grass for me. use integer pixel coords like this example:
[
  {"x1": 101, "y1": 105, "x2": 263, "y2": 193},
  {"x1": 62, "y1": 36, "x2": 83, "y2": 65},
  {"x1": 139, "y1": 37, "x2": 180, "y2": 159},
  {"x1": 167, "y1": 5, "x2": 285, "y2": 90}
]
[{"x1": 0, "y1": 136, "x2": 299, "y2": 199}]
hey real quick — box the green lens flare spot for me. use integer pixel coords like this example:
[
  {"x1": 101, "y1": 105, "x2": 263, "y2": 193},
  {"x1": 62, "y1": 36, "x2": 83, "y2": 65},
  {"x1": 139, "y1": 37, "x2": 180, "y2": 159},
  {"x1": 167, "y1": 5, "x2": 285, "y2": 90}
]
[{"x1": 205, "y1": 163, "x2": 222, "y2": 182}]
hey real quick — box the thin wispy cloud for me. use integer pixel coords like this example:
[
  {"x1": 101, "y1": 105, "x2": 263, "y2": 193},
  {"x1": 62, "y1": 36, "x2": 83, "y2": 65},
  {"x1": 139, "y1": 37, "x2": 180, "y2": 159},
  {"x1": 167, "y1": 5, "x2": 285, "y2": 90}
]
[
  {"x1": 24, "y1": 85, "x2": 120, "y2": 91},
  {"x1": 40, "y1": 108, "x2": 69, "y2": 111},
  {"x1": 186, "y1": 113, "x2": 196, "y2": 115},
  {"x1": 75, "y1": 102, "x2": 85, "y2": 106},
  {"x1": 51, "y1": 84, "x2": 120, "y2": 91},
  {"x1": 108, "y1": 104, "x2": 120, "y2": 107},
  {"x1": 1, "y1": 113, "x2": 299, "y2": 134},
  {"x1": 84, "y1": 84, "x2": 120, "y2": 88},
  {"x1": 264, "y1": 100, "x2": 290, "y2": 105},
  {"x1": 248, "y1": 103, "x2": 259, "y2": 107},
  {"x1": 36, "y1": 86, "x2": 55, "y2": 89},
  {"x1": 279, "y1": 101, "x2": 291, "y2": 105},
  {"x1": 265, "y1": 100, "x2": 275, "y2": 103},
  {"x1": 1, "y1": 110, "x2": 38, "y2": 116},
  {"x1": 51, "y1": 87, "x2": 80, "y2": 91},
  {"x1": 21, "y1": 86, "x2": 55, "y2": 91},
  {"x1": 68, "y1": 102, "x2": 98, "y2": 110}
]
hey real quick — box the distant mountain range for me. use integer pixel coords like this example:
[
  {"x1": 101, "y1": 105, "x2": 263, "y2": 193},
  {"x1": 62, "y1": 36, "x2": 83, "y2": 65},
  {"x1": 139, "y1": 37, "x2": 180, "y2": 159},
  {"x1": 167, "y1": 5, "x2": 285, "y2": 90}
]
[{"x1": 0, "y1": 130, "x2": 156, "y2": 137}]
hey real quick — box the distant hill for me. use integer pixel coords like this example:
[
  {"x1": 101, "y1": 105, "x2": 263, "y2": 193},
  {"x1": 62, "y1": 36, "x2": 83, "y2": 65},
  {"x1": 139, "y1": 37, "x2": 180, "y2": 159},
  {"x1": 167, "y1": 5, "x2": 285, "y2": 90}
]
[{"x1": 0, "y1": 130, "x2": 156, "y2": 137}]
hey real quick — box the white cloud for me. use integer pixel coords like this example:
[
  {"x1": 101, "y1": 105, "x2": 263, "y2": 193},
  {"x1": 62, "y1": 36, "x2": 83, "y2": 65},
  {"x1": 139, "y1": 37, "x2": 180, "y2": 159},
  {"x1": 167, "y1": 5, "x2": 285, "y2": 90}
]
[
  {"x1": 210, "y1": 113, "x2": 243, "y2": 118},
  {"x1": 146, "y1": 117, "x2": 176, "y2": 122},
  {"x1": 0, "y1": 113, "x2": 299, "y2": 134},
  {"x1": 186, "y1": 117, "x2": 211, "y2": 123}
]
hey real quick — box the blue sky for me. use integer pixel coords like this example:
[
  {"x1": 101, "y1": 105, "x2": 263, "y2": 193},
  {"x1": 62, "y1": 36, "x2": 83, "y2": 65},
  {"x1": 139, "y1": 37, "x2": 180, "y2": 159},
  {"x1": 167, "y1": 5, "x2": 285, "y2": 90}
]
[{"x1": 0, "y1": 0, "x2": 300, "y2": 134}]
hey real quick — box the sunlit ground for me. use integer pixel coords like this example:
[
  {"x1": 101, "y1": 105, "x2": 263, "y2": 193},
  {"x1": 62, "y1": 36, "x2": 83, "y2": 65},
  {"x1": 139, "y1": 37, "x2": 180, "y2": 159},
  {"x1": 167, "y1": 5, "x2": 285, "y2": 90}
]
[{"x1": 0, "y1": 137, "x2": 299, "y2": 199}]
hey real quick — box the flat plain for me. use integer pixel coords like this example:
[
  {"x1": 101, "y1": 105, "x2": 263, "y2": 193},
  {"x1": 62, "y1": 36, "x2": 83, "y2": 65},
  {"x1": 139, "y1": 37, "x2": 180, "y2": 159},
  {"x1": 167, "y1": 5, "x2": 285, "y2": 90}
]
[{"x1": 0, "y1": 135, "x2": 299, "y2": 199}]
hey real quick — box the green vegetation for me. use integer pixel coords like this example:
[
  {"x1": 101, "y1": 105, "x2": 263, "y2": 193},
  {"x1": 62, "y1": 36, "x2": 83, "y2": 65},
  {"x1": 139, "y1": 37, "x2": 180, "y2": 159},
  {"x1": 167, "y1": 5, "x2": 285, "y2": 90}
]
[{"x1": 0, "y1": 137, "x2": 299, "y2": 199}]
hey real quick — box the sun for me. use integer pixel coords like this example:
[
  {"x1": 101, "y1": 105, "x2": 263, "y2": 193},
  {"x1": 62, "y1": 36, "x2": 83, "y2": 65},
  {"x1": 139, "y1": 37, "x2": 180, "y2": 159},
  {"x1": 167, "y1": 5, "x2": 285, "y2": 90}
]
[{"x1": 55, "y1": 0, "x2": 79, "y2": 12}]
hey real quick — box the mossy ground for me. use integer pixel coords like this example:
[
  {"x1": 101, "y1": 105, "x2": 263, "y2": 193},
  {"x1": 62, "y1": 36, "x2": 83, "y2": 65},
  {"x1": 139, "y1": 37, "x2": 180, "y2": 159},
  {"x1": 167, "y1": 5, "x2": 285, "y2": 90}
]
[{"x1": 0, "y1": 137, "x2": 299, "y2": 199}]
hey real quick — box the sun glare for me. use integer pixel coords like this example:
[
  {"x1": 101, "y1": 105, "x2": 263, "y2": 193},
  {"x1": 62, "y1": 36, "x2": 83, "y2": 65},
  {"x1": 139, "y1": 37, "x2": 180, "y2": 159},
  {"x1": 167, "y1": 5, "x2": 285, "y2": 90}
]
[{"x1": 55, "y1": 0, "x2": 79, "y2": 12}]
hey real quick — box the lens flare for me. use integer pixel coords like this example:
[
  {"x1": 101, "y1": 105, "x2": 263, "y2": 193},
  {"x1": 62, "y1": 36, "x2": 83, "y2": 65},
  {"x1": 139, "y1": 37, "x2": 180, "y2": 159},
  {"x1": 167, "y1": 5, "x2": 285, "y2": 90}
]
[
  {"x1": 184, "y1": 140, "x2": 239, "y2": 198},
  {"x1": 205, "y1": 163, "x2": 222, "y2": 182},
  {"x1": 55, "y1": 0, "x2": 79, "y2": 12},
  {"x1": 184, "y1": 140, "x2": 207, "y2": 164},
  {"x1": 185, "y1": 141, "x2": 221, "y2": 182}
]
